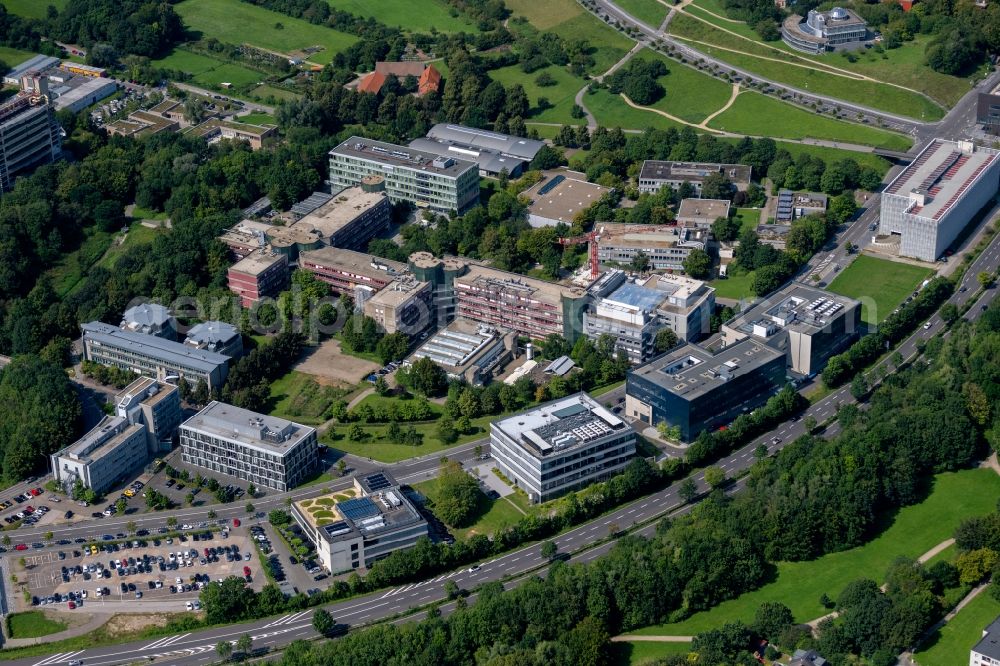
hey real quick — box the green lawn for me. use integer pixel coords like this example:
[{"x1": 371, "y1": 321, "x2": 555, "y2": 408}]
[
  {"x1": 413, "y1": 478, "x2": 528, "y2": 540},
  {"x1": 46, "y1": 230, "x2": 114, "y2": 297},
  {"x1": 0, "y1": 44, "x2": 37, "y2": 66},
  {"x1": 710, "y1": 268, "x2": 755, "y2": 301},
  {"x1": 708, "y1": 91, "x2": 912, "y2": 151},
  {"x1": 1, "y1": 0, "x2": 67, "y2": 18},
  {"x1": 613, "y1": 640, "x2": 693, "y2": 665},
  {"x1": 237, "y1": 112, "x2": 277, "y2": 125},
  {"x1": 251, "y1": 84, "x2": 302, "y2": 102},
  {"x1": 268, "y1": 370, "x2": 355, "y2": 425},
  {"x1": 489, "y1": 63, "x2": 585, "y2": 125},
  {"x1": 6, "y1": 611, "x2": 67, "y2": 639},
  {"x1": 349, "y1": 393, "x2": 445, "y2": 419},
  {"x1": 667, "y1": 13, "x2": 944, "y2": 121},
  {"x1": 827, "y1": 255, "x2": 932, "y2": 325},
  {"x1": 175, "y1": 0, "x2": 357, "y2": 58},
  {"x1": 151, "y1": 49, "x2": 262, "y2": 90},
  {"x1": 734, "y1": 208, "x2": 761, "y2": 232},
  {"x1": 914, "y1": 588, "x2": 1000, "y2": 665},
  {"x1": 614, "y1": 0, "x2": 669, "y2": 28},
  {"x1": 96, "y1": 223, "x2": 166, "y2": 271},
  {"x1": 634, "y1": 469, "x2": 1000, "y2": 636},
  {"x1": 767, "y1": 140, "x2": 892, "y2": 175},
  {"x1": 587, "y1": 88, "x2": 684, "y2": 131},
  {"x1": 634, "y1": 49, "x2": 734, "y2": 124},
  {"x1": 326, "y1": 413, "x2": 493, "y2": 463},
  {"x1": 326, "y1": 0, "x2": 474, "y2": 32},
  {"x1": 129, "y1": 205, "x2": 167, "y2": 221}
]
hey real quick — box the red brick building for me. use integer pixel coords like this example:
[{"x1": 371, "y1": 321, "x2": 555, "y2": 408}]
[{"x1": 227, "y1": 251, "x2": 289, "y2": 308}]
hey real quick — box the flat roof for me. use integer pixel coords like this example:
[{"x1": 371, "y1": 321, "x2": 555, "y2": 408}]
[
  {"x1": 185, "y1": 118, "x2": 276, "y2": 140},
  {"x1": 331, "y1": 136, "x2": 478, "y2": 179},
  {"x1": 524, "y1": 175, "x2": 610, "y2": 224},
  {"x1": 640, "y1": 160, "x2": 752, "y2": 185},
  {"x1": 229, "y1": 250, "x2": 286, "y2": 277},
  {"x1": 424, "y1": 123, "x2": 545, "y2": 160},
  {"x1": 677, "y1": 198, "x2": 731, "y2": 221},
  {"x1": 725, "y1": 282, "x2": 859, "y2": 337},
  {"x1": 51, "y1": 77, "x2": 116, "y2": 110},
  {"x1": 598, "y1": 223, "x2": 708, "y2": 249},
  {"x1": 410, "y1": 318, "x2": 504, "y2": 371},
  {"x1": 884, "y1": 139, "x2": 1000, "y2": 222},
  {"x1": 60, "y1": 415, "x2": 145, "y2": 464},
  {"x1": 455, "y1": 263, "x2": 586, "y2": 305},
  {"x1": 82, "y1": 322, "x2": 229, "y2": 373},
  {"x1": 300, "y1": 247, "x2": 407, "y2": 281},
  {"x1": 631, "y1": 338, "x2": 783, "y2": 399},
  {"x1": 182, "y1": 401, "x2": 315, "y2": 456},
  {"x1": 6, "y1": 54, "x2": 59, "y2": 80},
  {"x1": 493, "y1": 393, "x2": 631, "y2": 458},
  {"x1": 289, "y1": 186, "x2": 388, "y2": 239},
  {"x1": 116, "y1": 377, "x2": 177, "y2": 411},
  {"x1": 366, "y1": 277, "x2": 428, "y2": 307},
  {"x1": 295, "y1": 485, "x2": 424, "y2": 543}
]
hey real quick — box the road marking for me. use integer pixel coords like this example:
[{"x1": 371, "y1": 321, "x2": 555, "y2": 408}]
[
  {"x1": 263, "y1": 613, "x2": 293, "y2": 627},
  {"x1": 31, "y1": 651, "x2": 84, "y2": 666}
]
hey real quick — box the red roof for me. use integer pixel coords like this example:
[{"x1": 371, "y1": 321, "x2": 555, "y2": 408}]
[
  {"x1": 418, "y1": 66, "x2": 442, "y2": 96},
  {"x1": 357, "y1": 71, "x2": 387, "y2": 95}
]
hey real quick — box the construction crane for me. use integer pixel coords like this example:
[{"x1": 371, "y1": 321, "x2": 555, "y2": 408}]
[{"x1": 557, "y1": 226, "x2": 604, "y2": 281}]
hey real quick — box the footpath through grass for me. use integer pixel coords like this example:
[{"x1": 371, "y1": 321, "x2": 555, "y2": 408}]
[
  {"x1": 914, "y1": 588, "x2": 1000, "y2": 665},
  {"x1": 827, "y1": 254, "x2": 932, "y2": 325},
  {"x1": 6, "y1": 611, "x2": 67, "y2": 639},
  {"x1": 634, "y1": 468, "x2": 1000, "y2": 636}
]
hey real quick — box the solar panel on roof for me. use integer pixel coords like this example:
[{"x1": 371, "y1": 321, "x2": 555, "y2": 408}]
[
  {"x1": 339, "y1": 497, "x2": 380, "y2": 522},
  {"x1": 364, "y1": 473, "x2": 392, "y2": 491},
  {"x1": 552, "y1": 402, "x2": 588, "y2": 418}
]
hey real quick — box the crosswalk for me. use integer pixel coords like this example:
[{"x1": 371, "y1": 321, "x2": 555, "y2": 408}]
[
  {"x1": 30, "y1": 650, "x2": 84, "y2": 666},
  {"x1": 262, "y1": 610, "x2": 310, "y2": 627}
]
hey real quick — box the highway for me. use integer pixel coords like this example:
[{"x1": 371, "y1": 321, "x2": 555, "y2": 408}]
[{"x1": 8, "y1": 226, "x2": 998, "y2": 666}]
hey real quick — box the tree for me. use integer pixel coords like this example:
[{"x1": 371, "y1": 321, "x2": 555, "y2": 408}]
[
  {"x1": 980, "y1": 271, "x2": 995, "y2": 288},
  {"x1": 541, "y1": 540, "x2": 559, "y2": 561},
  {"x1": 437, "y1": 416, "x2": 458, "y2": 444},
  {"x1": 682, "y1": 248, "x2": 712, "y2": 279},
  {"x1": 207, "y1": 510, "x2": 217, "y2": 520},
  {"x1": 704, "y1": 466, "x2": 726, "y2": 489},
  {"x1": 401, "y1": 357, "x2": 448, "y2": 397},
  {"x1": 444, "y1": 579, "x2": 460, "y2": 600},
  {"x1": 247, "y1": 483, "x2": 257, "y2": 498},
  {"x1": 166, "y1": 516, "x2": 177, "y2": 529},
  {"x1": 630, "y1": 250, "x2": 651, "y2": 273},
  {"x1": 434, "y1": 461, "x2": 485, "y2": 527},
  {"x1": 679, "y1": 477, "x2": 698, "y2": 503},
  {"x1": 940, "y1": 302, "x2": 959, "y2": 324},
  {"x1": 236, "y1": 633, "x2": 253, "y2": 656},
  {"x1": 245, "y1": 502, "x2": 255, "y2": 515},
  {"x1": 701, "y1": 172, "x2": 735, "y2": 200},
  {"x1": 348, "y1": 424, "x2": 366, "y2": 442},
  {"x1": 44, "y1": 530, "x2": 54, "y2": 541},
  {"x1": 216, "y1": 640, "x2": 233, "y2": 661},
  {"x1": 711, "y1": 215, "x2": 741, "y2": 242},
  {"x1": 753, "y1": 601, "x2": 794, "y2": 639},
  {"x1": 373, "y1": 375, "x2": 390, "y2": 396},
  {"x1": 312, "y1": 608, "x2": 336, "y2": 636},
  {"x1": 376, "y1": 332, "x2": 410, "y2": 365},
  {"x1": 336, "y1": 459, "x2": 347, "y2": 476},
  {"x1": 126, "y1": 521, "x2": 137, "y2": 536}
]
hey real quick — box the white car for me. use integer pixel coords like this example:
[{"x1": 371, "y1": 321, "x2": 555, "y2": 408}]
[
  {"x1": 95, "y1": 588, "x2": 103, "y2": 597},
  {"x1": 923, "y1": 321, "x2": 932, "y2": 330},
  {"x1": 186, "y1": 601, "x2": 194, "y2": 611}
]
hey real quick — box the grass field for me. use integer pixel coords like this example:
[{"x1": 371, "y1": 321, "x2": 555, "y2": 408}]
[
  {"x1": 237, "y1": 112, "x2": 277, "y2": 125},
  {"x1": 708, "y1": 91, "x2": 912, "y2": 151},
  {"x1": 633, "y1": 49, "x2": 733, "y2": 124},
  {"x1": 96, "y1": 224, "x2": 166, "y2": 271},
  {"x1": 175, "y1": 0, "x2": 357, "y2": 58},
  {"x1": 489, "y1": 63, "x2": 584, "y2": 125},
  {"x1": 505, "y1": 0, "x2": 635, "y2": 73},
  {"x1": 767, "y1": 140, "x2": 892, "y2": 175},
  {"x1": 710, "y1": 269, "x2": 755, "y2": 301},
  {"x1": 0, "y1": 44, "x2": 37, "y2": 67},
  {"x1": 667, "y1": 13, "x2": 944, "y2": 121},
  {"x1": 587, "y1": 89, "x2": 683, "y2": 131},
  {"x1": 250, "y1": 84, "x2": 302, "y2": 102},
  {"x1": 6, "y1": 611, "x2": 67, "y2": 639},
  {"x1": 326, "y1": 0, "x2": 474, "y2": 33},
  {"x1": 734, "y1": 208, "x2": 761, "y2": 231},
  {"x1": 827, "y1": 255, "x2": 932, "y2": 324},
  {"x1": 634, "y1": 469, "x2": 1000, "y2": 636},
  {"x1": 46, "y1": 230, "x2": 114, "y2": 297},
  {"x1": 612, "y1": 640, "x2": 693, "y2": 665},
  {"x1": 1, "y1": 0, "x2": 67, "y2": 18},
  {"x1": 914, "y1": 588, "x2": 1000, "y2": 665},
  {"x1": 413, "y1": 478, "x2": 528, "y2": 540},
  {"x1": 615, "y1": 0, "x2": 669, "y2": 28},
  {"x1": 152, "y1": 49, "x2": 261, "y2": 90},
  {"x1": 326, "y1": 413, "x2": 493, "y2": 463},
  {"x1": 267, "y1": 371, "x2": 354, "y2": 425}
]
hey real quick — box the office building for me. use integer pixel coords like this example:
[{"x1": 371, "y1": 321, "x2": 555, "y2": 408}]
[
  {"x1": 639, "y1": 161, "x2": 752, "y2": 196},
  {"x1": 51, "y1": 76, "x2": 116, "y2": 113},
  {"x1": 776, "y1": 190, "x2": 828, "y2": 223},
  {"x1": 114, "y1": 377, "x2": 182, "y2": 453},
  {"x1": 491, "y1": 393, "x2": 636, "y2": 503},
  {"x1": 677, "y1": 198, "x2": 731, "y2": 228},
  {"x1": 179, "y1": 401, "x2": 319, "y2": 492},
  {"x1": 880, "y1": 139, "x2": 1000, "y2": 262},
  {"x1": 979, "y1": 93, "x2": 1000, "y2": 135},
  {"x1": 0, "y1": 75, "x2": 62, "y2": 191},
  {"x1": 408, "y1": 319, "x2": 516, "y2": 385},
  {"x1": 453, "y1": 263, "x2": 590, "y2": 341},
  {"x1": 524, "y1": 174, "x2": 612, "y2": 227},
  {"x1": 299, "y1": 247, "x2": 407, "y2": 304},
  {"x1": 3, "y1": 55, "x2": 59, "y2": 85},
  {"x1": 183, "y1": 321, "x2": 243, "y2": 358},
  {"x1": 51, "y1": 416, "x2": 148, "y2": 495},
  {"x1": 407, "y1": 252, "x2": 471, "y2": 325},
  {"x1": 329, "y1": 136, "x2": 480, "y2": 213},
  {"x1": 186, "y1": 118, "x2": 277, "y2": 150},
  {"x1": 292, "y1": 470, "x2": 429, "y2": 572},
  {"x1": 363, "y1": 276, "x2": 434, "y2": 336},
  {"x1": 596, "y1": 223, "x2": 709, "y2": 272},
  {"x1": 287, "y1": 186, "x2": 391, "y2": 251},
  {"x1": 409, "y1": 123, "x2": 545, "y2": 178},
  {"x1": 105, "y1": 109, "x2": 178, "y2": 139},
  {"x1": 782, "y1": 7, "x2": 869, "y2": 54},
  {"x1": 721, "y1": 282, "x2": 861, "y2": 376},
  {"x1": 227, "y1": 251, "x2": 289, "y2": 307},
  {"x1": 585, "y1": 271, "x2": 715, "y2": 363},
  {"x1": 626, "y1": 338, "x2": 786, "y2": 440},
  {"x1": 81, "y1": 321, "x2": 230, "y2": 390},
  {"x1": 121, "y1": 302, "x2": 176, "y2": 340}
]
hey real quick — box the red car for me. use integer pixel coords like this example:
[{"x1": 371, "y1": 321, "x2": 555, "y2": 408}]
[
  {"x1": 29, "y1": 488, "x2": 40, "y2": 496},
  {"x1": 67, "y1": 601, "x2": 76, "y2": 609},
  {"x1": 14, "y1": 543, "x2": 27, "y2": 551},
  {"x1": 232, "y1": 518, "x2": 241, "y2": 527},
  {"x1": 243, "y1": 566, "x2": 251, "y2": 577}
]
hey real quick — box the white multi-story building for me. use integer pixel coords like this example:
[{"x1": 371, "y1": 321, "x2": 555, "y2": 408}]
[
  {"x1": 491, "y1": 393, "x2": 636, "y2": 503},
  {"x1": 880, "y1": 139, "x2": 1000, "y2": 262},
  {"x1": 179, "y1": 402, "x2": 319, "y2": 491},
  {"x1": 0, "y1": 74, "x2": 62, "y2": 191}
]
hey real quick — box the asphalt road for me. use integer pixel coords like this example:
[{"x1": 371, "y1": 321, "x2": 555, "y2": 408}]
[{"x1": 10, "y1": 228, "x2": 999, "y2": 666}]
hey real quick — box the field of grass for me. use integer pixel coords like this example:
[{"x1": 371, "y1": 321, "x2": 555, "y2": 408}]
[
  {"x1": 827, "y1": 255, "x2": 932, "y2": 324},
  {"x1": 708, "y1": 91, "x2": 912, "y2": 151},
  {"x1": 768, "y1": 140, "x2": 892, "y2": 175},
  {"x1": 615, "y1": 0, "x2": 669, "y2": 28},
  {"x1": 489, "y1": 63, "x2": 584, "y2": 125},
  {"x1": 413, "y1": 478, "x2": 528, "y2": 540},
  {"x1": 250, "y1": 84, "x2": 302, "y2": 102},
  {"x1": 734, "y1": 208, "x2": 760, "y2": 232},
  {"x1": 46, "y1": 230, "x2": 114, "y2": 297},
  {"x1": 915, "y1": 587, "x2": 1000, "y2": 665},
  {"x1": 505, "y1": 0, "x2": 635, "y2": 73},
  {"x1": 633, "y1": 49, "x2": 733, "y2": 124},
  {"x1": 710, "y1": 268, "x2": 755, "y2": 300},
  {"x1": 237, "y1": 112, "x2": 277, "y2": 125},
  {"x1": 1, "y1": 0, "x2": 67, "y2": 18},
  {"x1": 326, "y1": 0, "x2": 474, "y2": 33},
  {"x1": 175, "y1": 0, "x2": 357, "y2": 58},
  {"x1": 634, "y1": 469, "x2": 1000, "y2": 636},
  {"x1": 587, "y1": 88, "x2": 683, "y2": 131},
  {"x1": 326, "y1": 413, "x2": 494, "y2": 463},
  {"x1": 612, "y1": 640, "x2": 692, "y2": 665},
  {"x1": 152, "y1": 49, "x2": 261, "y2": 90},
  {"x1": 6, "y1": 611, "x2": 67, "y2": 639},
  {"x1": 268, "y1": 370, "x2": 354, "y2": 425},
  {"x1": 0, "y1": 44, "x2": 37, "y2": 67},
  {"x1": 96, "y1": 223, "x2": 166, "y2": 271},
  {"x1": 667, "y1": 13, "x2": 944, "y2": 121}
]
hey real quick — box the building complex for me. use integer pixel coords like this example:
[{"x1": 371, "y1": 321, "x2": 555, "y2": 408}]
[
  {"x1": 979, "y1": 92, "x2": 1000, "y2": 135},
  {"x1": 596, "y1": 223, "x2": 709, "y2": 272},
  {"x1": 0, "y1": 74, "x2": 62, "y2": 191},
  {"x1": 638, "y1": 161, "x2": 752, "y2": 196},
  {"x1": 524, "y1": 174, "x2": 612, "y2": 227},
  {"x1": 179, "y1": 401, "x2": 319, "y2": 492},
  {"x1": 362, "y1": 275, "x2": 434, "y2": 336},
  {"x1": 329, "y1": 136, "x2": 480, "y2": 213},
  {"x1": 409, "y1": 123, "x2": 545, "y2": 178},
  {"x1": 782, "y1": 7, "x2": 869, "y2": 54},
  {"x1": 491, "y1": 393, "x2": 636, "y2": 503},
  {"x1": 408, "y1": 319, "x2": 516, "y2": 385},
  {"x1": 879, "y1": 139, "x2": 1000, "y2": 262},
  {"x1": 227, "y1": 251, "x2": 289, "y2": 308},
  {"x1": 285, "y1": 186, "x2": 391, "y2": 252},
  {"x1": 356, "y1": 61, "x2": 442, "y2": 97},
  {"x1": 121, "y1": 302, "x2": 176, "y2": 339},
  {"x1": 292, "y1": 470, "x2": 429, "y2": 573},
  {"x1": 299, "y1": 247, "x2": 407, "y2": 300},
  {"x1": 676, "y1": 198, "x2": 731, "y2": 228}
]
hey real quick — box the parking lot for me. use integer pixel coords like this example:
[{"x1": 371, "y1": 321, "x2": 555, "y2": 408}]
[{"x1": 15, "y1": 529, "x2": 262, "y2": 613}]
